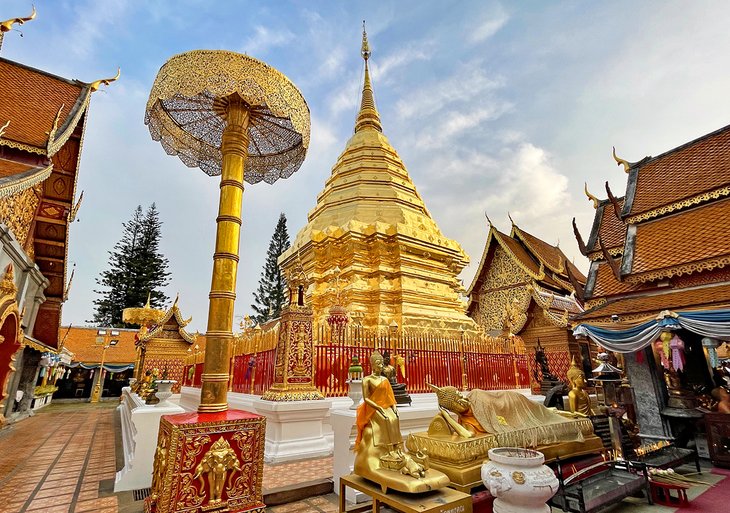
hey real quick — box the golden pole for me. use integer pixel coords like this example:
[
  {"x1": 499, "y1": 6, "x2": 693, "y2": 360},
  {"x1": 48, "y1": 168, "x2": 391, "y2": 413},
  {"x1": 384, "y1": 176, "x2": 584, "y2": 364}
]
[
  {"x1": 90, "y1": 333, "x2": 109, "y2": 403},
  {"x1": 199, "y1": 96, "x2": 251, "y2": 413}
]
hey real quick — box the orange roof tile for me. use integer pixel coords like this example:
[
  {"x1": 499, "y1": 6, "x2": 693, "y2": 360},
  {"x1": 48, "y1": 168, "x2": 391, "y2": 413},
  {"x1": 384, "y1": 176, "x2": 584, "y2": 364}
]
[
  {"x1": 513, "y1": 225, "x2": 586, "y2": 282},
  {"x1": 589, "y1": 260, "x2": 642, "y2": 298},
  {"x1": 587, "y1": 199, "x2": 626, "y2": 255},
  {"x1": 627, "y1": 124, "x2": 730, "y2": 217},
  {"x1": 576, "y1": 282, "x2": 730, "y2": 321},
  {"x1": 629, "y1": 197, "x2": 730, "y2": 277},
  {"x1": 61, "y1": 327, "x2": 138, "y2": 364},
  {"x1": 0, "y1": 158, "x2": 35, "y2": 179},
  {"x1": 0, "y1": 58, "x2": 83, "y2": 150}
]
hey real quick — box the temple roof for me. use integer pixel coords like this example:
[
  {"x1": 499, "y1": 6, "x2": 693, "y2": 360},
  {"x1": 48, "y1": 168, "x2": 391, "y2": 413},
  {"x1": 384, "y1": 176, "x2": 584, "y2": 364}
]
[
  {"x1": 511, "y1": 224, "x2": 586, "y2": 282},
  {"x1": 138, "y1": 296, "x2": 196, "y2": 344},
  {"x1": 0, "y1": 58, "x2": 91, "y2": 156},
  {"x1": 575, "y1": 281, "x2": 730, "y2": 322},
  {"x1": 623, "y1": 196, "x2": 730, "y2": 282},
  {"x1": 624, "y1": 123, "x2": 730, "y2": 222},
  {"x1": 61, "y1": 327, "x2": 138, "y2": 364},
  {"x1": 585, "y1": 197, "x2": 626, "y2": 259}
]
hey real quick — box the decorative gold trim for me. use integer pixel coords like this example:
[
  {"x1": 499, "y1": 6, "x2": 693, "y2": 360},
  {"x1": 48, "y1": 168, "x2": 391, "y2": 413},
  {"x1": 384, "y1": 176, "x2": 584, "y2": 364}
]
[
  {"x1": 584, "y1": 183, "x2": 600, "y2": 209},
  {"x1": 493, "y1": 229, "x2": 545, "y2": 281},
  {"x1": 0, "y1": 138, "x2": 46, "y2": 155},
  {"x1": 22, "y1": 336, "x2": 59, "y2": 354},
  {"x1": 46, "y1": 90, "x2": 92, "y2": 157},
  {"x1": 0, "y1": 163, "x2": 53, "y2": 199},
  {"x1": 588, "y1": 247, "x2": 623, "y2": 261},
  {"x1": 583, "y1": 297, "x2": 607, "y2": 310},
  {"x1": 626, "y1": 185, "x2": 730, "y2": 224},
  {"x1": 626, "y1": 254, "x2": 730, "y2": 284},
  {"x1": 0, "y1": 120, "x2": 9, "y2": 138}
]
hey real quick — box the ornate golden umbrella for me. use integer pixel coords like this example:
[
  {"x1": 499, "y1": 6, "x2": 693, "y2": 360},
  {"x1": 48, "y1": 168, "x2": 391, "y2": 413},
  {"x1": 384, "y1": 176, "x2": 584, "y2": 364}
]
[{"x1": 145, "y1": 50, "x2": 310, "y2": 413}]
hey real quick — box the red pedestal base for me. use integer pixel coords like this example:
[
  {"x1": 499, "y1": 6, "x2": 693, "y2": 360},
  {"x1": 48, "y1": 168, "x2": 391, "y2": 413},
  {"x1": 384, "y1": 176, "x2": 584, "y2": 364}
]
[{"x1": 144, "y1": 409, "x2": 266, "y2": 513}]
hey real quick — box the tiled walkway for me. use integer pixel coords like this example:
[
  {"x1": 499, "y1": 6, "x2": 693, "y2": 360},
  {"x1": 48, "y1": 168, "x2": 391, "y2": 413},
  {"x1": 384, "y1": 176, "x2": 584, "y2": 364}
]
[{"x1": 0, "y1": 402, "x2": 118, "y2": 513}]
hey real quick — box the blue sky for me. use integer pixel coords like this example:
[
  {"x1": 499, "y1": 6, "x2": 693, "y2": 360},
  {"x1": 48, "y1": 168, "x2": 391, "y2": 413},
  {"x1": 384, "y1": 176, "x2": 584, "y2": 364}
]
[{"x1": 3, "y1": 1, "x2": 730, "y2": 332}]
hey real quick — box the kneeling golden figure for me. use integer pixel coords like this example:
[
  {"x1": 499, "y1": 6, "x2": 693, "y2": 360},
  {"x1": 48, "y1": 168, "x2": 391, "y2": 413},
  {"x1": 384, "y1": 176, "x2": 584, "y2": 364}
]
[{"x1": 354, "y1": 351, "x2": 448, "y2": 493}]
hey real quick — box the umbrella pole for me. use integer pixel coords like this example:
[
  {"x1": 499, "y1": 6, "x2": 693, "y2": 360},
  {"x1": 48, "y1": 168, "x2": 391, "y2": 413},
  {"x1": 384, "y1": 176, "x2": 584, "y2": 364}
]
[{"x1": 199, "y1": 95, "x2": 250, "y2": 413}]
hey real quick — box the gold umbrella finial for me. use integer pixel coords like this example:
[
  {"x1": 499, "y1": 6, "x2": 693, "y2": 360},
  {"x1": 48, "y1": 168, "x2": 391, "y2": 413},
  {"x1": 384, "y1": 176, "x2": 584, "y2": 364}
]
[
  {"x1": 361, "y1": 20, "x2": 371, "y2": 61},
  {"x1": 584, "y1": 182, "x2": 600, "y2": 209},
  {"x1": 88, "y1": 67, "x2": 121, "y2": 92}
]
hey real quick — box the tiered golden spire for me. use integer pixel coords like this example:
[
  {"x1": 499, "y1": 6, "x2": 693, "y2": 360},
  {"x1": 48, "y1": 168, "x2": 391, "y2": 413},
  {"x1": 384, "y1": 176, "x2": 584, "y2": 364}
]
[{"x1": 355, "y1": 21, "x2": 382, "y2": 134}]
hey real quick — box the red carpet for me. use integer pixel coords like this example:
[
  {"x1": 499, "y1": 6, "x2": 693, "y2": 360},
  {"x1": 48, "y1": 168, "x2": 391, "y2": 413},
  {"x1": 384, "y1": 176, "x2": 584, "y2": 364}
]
[{"x1": 678, "y1": 467, "x2": 730, "y2": 511}]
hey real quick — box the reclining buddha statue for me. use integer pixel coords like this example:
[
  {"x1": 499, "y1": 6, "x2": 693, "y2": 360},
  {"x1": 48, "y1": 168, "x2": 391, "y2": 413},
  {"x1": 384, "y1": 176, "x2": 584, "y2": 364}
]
[
  {"x1": 354, "y1": 351, "x2": 449, "y2": 494},
  {"x1": 406, "y1": 385, "x2": 604, "y2": 491}
]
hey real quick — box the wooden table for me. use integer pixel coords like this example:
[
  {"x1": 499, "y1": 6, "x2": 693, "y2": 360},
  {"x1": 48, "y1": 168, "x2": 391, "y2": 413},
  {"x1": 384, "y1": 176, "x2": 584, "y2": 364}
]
[{"x1": 339, "y1": 474, "x2": 472, "y2": 513}]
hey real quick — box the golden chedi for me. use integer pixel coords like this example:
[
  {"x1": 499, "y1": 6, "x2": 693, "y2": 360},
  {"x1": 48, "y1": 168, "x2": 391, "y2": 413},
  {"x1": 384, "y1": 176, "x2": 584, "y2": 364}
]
[
  {"x1": 354, "y1": 351, "x2": 449, "y2": 493},
  {"x1": 566, "y1": 356, "x2": 594, "y2": 416},
  {"x1": 279, "y1": 25, "x2": 477, "y2": 335},
  {"x1": 408, "y1": 386, "x2": 603, "y2": 491}
]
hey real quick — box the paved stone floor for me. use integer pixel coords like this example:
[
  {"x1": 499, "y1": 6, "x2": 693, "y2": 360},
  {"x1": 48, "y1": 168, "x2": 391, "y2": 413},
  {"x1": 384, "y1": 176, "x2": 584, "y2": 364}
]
[{"x1": 0, "y1": 402, "x2": 119, "y2": 513}]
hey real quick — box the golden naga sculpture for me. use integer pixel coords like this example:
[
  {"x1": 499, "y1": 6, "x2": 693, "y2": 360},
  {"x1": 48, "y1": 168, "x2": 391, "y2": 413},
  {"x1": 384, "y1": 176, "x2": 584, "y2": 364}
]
[
  {"x1": 409, "y1": 386, "x2": 603, "y2": 491},
  {"x1": 566, "y1": 356, "x2": 594, "y2": 416},
  {"x1": 612, "y1": 146, "x2": 631, "y2": 173},
  {"x1": 354, "y1": 351, "x2": 449, "y2": 493},
  {"x1": 87, "y1": 67, "x2": 121, "y2": 92},
  {"x1": 584, "y1": 182, "x2": 600, "y2": 209},
  {"x1": 0, "y1": 5, "x2": 36, "y2": 34},
  {"x1": 194, "y1": 437, "x2": 241, "y2": 505}
]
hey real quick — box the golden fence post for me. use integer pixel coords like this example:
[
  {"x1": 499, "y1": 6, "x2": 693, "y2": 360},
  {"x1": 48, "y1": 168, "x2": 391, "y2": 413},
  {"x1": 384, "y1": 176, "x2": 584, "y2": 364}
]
[{"x1": 460, "y1": 329, "x2": 468, "y2": 391}]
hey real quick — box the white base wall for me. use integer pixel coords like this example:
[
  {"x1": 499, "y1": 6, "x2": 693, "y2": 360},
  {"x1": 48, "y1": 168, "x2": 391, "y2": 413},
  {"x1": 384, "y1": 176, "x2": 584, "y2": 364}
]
[{"x1": 114, "y1": 387, "x2": 185, "y2": 492}]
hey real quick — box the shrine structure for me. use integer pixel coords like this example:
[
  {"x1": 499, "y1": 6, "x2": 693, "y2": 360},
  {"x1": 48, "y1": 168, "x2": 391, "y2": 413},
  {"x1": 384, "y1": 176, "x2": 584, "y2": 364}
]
[
  {"x1": 279, "y1": 27, "x2": 477, "y2": 335},
  {"x1": 572, "y1": 125, "x2": 730, "y2": 439},
  {"x1": 466, "y1": 218, "x2": 586, "y2": 381},
  {"x1": 0, "y1": 7, "x2": 116, "y2": 423}
]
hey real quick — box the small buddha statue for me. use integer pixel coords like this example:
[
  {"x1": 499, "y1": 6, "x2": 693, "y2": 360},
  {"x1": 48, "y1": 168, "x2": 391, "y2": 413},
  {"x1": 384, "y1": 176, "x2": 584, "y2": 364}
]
[
  {"x1": 566, "y1": 356, "x2": 593, "y2": 417},
  {"x1": 382, "y1": 350, "x2": 411, "y2": 406},
  {"x1": 354, "y1": 351, "x2": 448, "y2": 493}
]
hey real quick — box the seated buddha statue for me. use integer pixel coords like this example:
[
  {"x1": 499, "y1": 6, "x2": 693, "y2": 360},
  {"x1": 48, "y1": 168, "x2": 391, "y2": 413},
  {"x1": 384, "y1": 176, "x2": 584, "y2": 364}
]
[
  {"x1": 354, "y1": 351, "x2": 448, "y2": 493},
  {"x1": 382, "y1": 350, "x2": 412, "y2": 406},
  {"x1": 566, "y1": 356, "x2": 594, "y2": 417}
]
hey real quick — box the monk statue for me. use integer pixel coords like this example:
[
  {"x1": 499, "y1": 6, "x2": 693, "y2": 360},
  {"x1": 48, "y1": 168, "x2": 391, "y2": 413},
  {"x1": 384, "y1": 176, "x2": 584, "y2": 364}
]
[
  {"x1": 354, "y1": 351, "x2": 449, "y2": 493},
  {"x1": 566, "y1": 356, "x2": 594, "y2": 416}
]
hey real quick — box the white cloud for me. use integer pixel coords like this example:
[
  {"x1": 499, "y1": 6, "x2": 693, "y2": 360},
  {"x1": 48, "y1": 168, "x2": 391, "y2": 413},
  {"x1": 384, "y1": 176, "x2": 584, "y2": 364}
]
[
  {"x1": 242, "y1": 25, "x2": 295, "y2": 55},
  {"x1": 67, "y1": 0, "x2": 131, "y2": 58},
  {"x1": 469, "y1": 9, "x2": 509, "y2": 43},
  {"x1": 371, "y1": 42, "x2": 432, "y2": 82}
]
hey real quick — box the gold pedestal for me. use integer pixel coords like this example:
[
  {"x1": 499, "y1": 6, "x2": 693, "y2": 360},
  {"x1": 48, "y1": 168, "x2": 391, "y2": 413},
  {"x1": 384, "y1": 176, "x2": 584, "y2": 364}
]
[
  {"x1": 144, "y1": 410, "x2": 265, "y2": 513},
  {"x1": 406, "y1": 431, "x2": 605, "y2": 492},
  {"x1": 262, "y1": 304, "x2": 324, "y2": 401}
]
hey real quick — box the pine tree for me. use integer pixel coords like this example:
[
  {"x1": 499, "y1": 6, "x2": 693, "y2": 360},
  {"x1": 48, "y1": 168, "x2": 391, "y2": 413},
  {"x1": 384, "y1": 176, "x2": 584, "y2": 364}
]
[
  {"x1": 251, "y1": 213, "x2": 290, "y2": 324},
  {"x1": 92, "y1": 204, "x2": 171, "y2": 327}
]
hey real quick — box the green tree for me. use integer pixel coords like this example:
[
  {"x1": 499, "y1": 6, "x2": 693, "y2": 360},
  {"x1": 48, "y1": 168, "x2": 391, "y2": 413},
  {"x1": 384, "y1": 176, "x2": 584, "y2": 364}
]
[
  {"x1": 92, "y1": 204, "x2": 171, "y2": 327},
  {"x1": 251, "y1": 213, "x2": 290, "y2": 324}
]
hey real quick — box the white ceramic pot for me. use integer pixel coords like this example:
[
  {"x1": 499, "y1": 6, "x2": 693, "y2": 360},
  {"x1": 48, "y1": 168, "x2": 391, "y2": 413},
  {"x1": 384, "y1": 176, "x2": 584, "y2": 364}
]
[
  {"x1": 481, "y1": 448, "x2": 559, "y2": 513},
  {"x1": 154, "y1": 380, "x2": 176, "y2": 407},
  {"x1": 347, "y1": 379, "x2": 363, "y2": 410}
]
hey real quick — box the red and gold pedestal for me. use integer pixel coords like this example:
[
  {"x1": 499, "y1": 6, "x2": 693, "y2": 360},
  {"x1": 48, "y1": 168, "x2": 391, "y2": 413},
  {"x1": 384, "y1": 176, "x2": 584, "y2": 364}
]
[{"x1": 144, "y1": 410, "x2": 265, "y2": 513}]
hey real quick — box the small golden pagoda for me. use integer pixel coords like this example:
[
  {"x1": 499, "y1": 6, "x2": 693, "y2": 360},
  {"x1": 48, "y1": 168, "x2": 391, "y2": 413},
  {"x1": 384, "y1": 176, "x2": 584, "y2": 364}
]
[{"x1": 280, "y1": 26, "x2": 477, "y2": 334}]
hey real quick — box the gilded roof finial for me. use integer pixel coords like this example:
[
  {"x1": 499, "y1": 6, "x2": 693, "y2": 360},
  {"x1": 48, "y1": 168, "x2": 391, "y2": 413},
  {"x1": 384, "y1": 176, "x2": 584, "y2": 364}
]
[
  {"x1": 484, "y1": 211, "x2": 493, "y2": 227},
  {"x1": 361, "y1": 20, "x2": 370, "y2": 61},
  {"x1": 0, "y1": 120, "x2": 9, "y2": 138},
  {"x1": 0, "y1": 5, "x2": 36, "y2": 52},
  {"x1": 62, "y1": 263, "x2": 75, "y2": 302},
  {"x1": 612, "y1": 146, "x2": 631, "y2": 173},
  {"x1": 88, "y1": 67, "x2": 121, "y2": 92},
  {"x1": 584, "y1": 182, "x2": 600, "y2": 209},
  {"x1": 354, "y1": 21, "x2": 382, "y2": 133},
  {"x1": 507, "y1": 212, "x2": 515, "y2": 226}
]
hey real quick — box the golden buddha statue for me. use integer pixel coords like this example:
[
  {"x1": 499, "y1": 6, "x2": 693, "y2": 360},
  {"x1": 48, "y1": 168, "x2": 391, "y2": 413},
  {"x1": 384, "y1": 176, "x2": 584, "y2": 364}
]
[
  {"x1": 566, "y1": 356, "x2": 594, "y2": 417},
  {"x1": 354, "y1": 351, "x2": 449, "y2": 493},
  {"x1": 427, "y1": 384, "x2": 486, "y2": 438}
]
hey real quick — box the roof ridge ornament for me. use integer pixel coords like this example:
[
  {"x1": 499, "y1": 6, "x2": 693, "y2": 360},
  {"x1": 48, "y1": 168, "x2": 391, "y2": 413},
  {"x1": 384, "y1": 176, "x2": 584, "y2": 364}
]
[
  {"x1": 0, "y1": 5, "x2": 36, "y2": 53},
  {"x1": 88, "y1": 67, "x2": 121, "y2": 92},
  {"x1": 507, "y1": 212, "x2": 515, "y2": 226},
  {"x1": 0, "y1": 120, "x2": 8, "y2": 138},
  {"x1": 612, "y1": 146, "x2": 631, "y2": 173},
  {"x1": 584, "y1": 182, "x2": 600, "y2": 209},
  {"x1": 604, "y1": 181, "x2": 623, "y2": 221}
]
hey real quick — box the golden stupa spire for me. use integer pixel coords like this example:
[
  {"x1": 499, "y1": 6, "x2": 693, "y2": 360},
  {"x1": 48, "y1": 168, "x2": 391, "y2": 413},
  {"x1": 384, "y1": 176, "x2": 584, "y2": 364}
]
[{"x1": 355, "y1": 21, "x2": 382, "y2": 133}]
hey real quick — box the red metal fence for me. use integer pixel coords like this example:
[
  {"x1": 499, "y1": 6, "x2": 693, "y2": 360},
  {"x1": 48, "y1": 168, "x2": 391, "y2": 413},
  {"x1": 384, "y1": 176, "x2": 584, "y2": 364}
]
[{"x1": 184, "y1": 324, "x2": 538, "y2": 397}]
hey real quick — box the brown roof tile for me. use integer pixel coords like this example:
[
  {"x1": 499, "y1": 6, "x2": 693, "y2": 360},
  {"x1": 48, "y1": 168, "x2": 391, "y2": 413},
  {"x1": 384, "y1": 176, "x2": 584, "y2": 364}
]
[
  {"x1": 576, "y1": 282, "x2": 730, "y2": 321},
  {"x1": 590, "y1": 260, "x2": 642, "y2": 298},
  {"x1": 588, "y1": 200, "x2": 627, "y2": 254},
  {"x1": 513, "y1": 225, "x2": 586, "y2": 282},
  {"x1": 630, "y1": 197, "x2": 730, "y2": 276},
  {"x1": 61, "y1": 327, "x2": 138, "y2": 364},
  {"x1": 0, "y1": 59, "x2": 83, "y2": 150},
  {"x1": 628, "y1": 124, "x2": 730, "y2": 217},
  {"x1": 0, "y1": 158, "x2": 36, "y2": 178}
]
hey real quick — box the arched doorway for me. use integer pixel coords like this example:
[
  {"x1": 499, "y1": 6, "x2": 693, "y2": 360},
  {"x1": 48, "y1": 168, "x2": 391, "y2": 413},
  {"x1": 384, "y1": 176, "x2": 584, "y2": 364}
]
[{"x1": 0, "y1": 301, "x2": 21, "y2": 422}]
